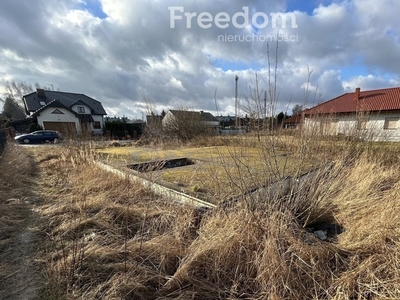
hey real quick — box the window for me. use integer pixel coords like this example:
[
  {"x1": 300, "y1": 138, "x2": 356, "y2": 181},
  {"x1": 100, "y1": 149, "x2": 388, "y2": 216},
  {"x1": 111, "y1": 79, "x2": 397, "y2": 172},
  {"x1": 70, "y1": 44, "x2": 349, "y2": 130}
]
[
  {"x1": 78, "y1": 106, "x2": 85, "y2": 113},
  {"x1": 384, "y1": 117, "x2": 399, "y2": 130},
  {"x1": 93, "y1": 121, "x2": 101, "y2": 129}
]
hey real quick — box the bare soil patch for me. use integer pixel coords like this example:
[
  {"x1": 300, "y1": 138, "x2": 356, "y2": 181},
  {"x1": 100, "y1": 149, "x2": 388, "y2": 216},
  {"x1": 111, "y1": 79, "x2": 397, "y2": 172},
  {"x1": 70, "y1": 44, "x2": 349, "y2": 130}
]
[{"x1": 0, "y1": 145, "x2": 44, "y2": 300}]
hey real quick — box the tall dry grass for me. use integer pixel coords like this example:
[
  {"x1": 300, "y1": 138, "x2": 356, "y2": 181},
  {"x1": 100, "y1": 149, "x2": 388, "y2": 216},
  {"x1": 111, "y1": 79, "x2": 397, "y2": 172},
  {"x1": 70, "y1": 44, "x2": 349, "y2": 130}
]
[
  {"x1": 159, "y1": 141, "x2": 400, "y2": 299},
  {"x1": 35, "y1": 135, "x2": 400, "y2": 299},
  {"x1": 37, "y1": 144, "x2": 199, "y2": 299}
]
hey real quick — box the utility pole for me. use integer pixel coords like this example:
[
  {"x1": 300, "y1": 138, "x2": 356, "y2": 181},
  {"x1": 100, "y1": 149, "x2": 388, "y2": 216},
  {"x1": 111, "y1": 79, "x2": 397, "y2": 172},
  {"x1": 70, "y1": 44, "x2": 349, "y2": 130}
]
[
  {"x1": 235, "y1": 75, "x2": 239, "y2": 128},
  {"x1": 264, "y1": 91, "x2": 267, "y2": 119},
  {"x1": 214, "y1": 88, "x2": 219, "y2": 117}
]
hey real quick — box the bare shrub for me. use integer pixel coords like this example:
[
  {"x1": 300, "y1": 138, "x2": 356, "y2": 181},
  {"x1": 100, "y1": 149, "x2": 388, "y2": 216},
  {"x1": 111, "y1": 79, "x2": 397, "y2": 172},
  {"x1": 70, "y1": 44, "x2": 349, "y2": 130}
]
[{"x1": 162, "y1": 109, "x2": 217, "y2": 142}]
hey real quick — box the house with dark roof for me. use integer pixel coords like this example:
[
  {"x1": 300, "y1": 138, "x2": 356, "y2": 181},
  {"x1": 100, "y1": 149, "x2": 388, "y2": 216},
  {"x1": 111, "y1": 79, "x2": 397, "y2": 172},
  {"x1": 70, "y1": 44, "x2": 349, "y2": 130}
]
[
  {"x1": 162, "y1": 110, "x2": 220, "y2": 134},
  {"x1": 301, "y1": 87, "x2": 400, "y2": 141},
  {"x1": 23, "y1": 89, "x2": 107, "y2": 135}
]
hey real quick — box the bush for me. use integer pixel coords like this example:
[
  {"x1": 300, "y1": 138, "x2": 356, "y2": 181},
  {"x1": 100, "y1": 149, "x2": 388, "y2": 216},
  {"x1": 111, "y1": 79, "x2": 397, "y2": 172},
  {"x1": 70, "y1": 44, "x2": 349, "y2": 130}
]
[{"x1": 28, "y1": 123, "x2": 43, "y2": 133}]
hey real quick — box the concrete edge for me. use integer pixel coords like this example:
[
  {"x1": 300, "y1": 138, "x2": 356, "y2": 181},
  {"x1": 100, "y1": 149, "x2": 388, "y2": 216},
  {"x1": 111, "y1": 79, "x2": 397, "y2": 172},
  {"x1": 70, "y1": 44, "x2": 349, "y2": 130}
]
[{"x1": 93, "y1": 161, "x2": 217, "y2": 209}]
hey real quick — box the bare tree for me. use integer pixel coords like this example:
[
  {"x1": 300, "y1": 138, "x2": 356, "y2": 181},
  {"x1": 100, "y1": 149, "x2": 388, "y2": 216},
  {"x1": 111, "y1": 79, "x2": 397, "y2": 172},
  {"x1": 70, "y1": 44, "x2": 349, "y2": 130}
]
[
  {"x1": 292, "y1": 104, "x2": 304, "y2": 116},
  {"x1": 1, "y1": 97, "x2": 26, "y2": 120},
  {"x1": 240, "y1": 40, "x2": 282, "y2": 140},
  {"x1": 1, "y1": 80, "x2": 56, "y2": 122},
  {"x1": 142, "y1": 96, "x2": 164, "y2": 136},
  {"x1": 4, "y1": 81, "x2": 55, "y2": 107},
  {"x1": 241, "y1": 73, "x2": 265, "y2": 139}
]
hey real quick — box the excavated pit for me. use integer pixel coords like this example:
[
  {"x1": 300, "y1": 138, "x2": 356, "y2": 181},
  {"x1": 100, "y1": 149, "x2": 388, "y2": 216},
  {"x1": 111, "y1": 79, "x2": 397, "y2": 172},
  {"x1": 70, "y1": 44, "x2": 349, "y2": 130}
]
[{"x1": 127, "y1": 157, "x2": 194, "y2": 173}]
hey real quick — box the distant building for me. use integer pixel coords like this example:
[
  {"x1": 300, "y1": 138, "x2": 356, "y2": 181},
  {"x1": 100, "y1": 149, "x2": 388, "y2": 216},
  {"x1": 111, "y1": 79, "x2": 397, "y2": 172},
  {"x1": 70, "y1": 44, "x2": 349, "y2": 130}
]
[
  {"x1": 105, "y1": 116, "x2": 123, "y2": 122},
  {"x1": 302, "y1": 87, "x2": 400, "y2": 141},
  {"x1": 283, "y1": 114, "x2": 303, "y2": 129},
  {"x1": 162, "y1": 110, "x2": 220, "y2": 134},
  {"x1": 217, "y1": 115, "x2": 236, "y2": 128},
  {"x1": 128, "y1": 119, "x2": 145, "y2": 124},
  {"x1": 146, "y1": 115, "x2": 163, "y2": 129}
]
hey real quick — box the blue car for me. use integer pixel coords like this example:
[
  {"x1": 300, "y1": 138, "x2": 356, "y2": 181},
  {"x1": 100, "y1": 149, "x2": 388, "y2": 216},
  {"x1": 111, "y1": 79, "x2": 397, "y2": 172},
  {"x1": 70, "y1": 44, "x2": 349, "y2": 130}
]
[{"x1": 14, "y1": 130, "x2": 62, "y2": 144}]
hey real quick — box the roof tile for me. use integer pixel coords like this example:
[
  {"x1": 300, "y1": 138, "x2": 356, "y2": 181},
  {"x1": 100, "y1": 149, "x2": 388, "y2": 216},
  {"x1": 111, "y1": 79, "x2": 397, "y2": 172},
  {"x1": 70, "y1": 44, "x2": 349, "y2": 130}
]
[
  {"x1": 23, "y1": 90, "x2": 107, "y2": 115},
  {"x1": 305, "y1": 87, "x2": 400, "y2": 115}
]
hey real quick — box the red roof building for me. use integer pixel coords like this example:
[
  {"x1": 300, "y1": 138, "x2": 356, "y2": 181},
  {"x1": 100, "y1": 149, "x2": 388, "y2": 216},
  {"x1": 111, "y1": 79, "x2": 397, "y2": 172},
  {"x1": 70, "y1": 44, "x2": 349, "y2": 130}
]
[
  {"x1": 283, "y1": 114, "x2": 303, "y2": 129},
  {"x1": 300, "y1": 87, "x2": 400, "y2": 141},
  {"x1": 304, "y1": 87, "x2": 400, "y2": 115}
]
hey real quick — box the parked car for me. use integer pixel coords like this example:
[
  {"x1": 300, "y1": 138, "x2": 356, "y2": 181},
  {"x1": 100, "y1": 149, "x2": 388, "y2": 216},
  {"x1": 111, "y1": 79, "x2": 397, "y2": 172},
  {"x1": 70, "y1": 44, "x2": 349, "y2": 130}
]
[{"x1": 14, "y1": 130, "x2": 62, "y2": 144}]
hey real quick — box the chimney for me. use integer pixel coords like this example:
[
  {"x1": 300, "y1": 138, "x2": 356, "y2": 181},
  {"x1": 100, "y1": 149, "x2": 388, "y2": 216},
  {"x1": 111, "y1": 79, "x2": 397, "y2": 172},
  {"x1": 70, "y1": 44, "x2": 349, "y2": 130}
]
[
  {"x1": 354, "y1": 87, "x2": 360, "y2": 101},
  {"x1": 37, "y1": 88, "x2": 46, "y2": 99}
]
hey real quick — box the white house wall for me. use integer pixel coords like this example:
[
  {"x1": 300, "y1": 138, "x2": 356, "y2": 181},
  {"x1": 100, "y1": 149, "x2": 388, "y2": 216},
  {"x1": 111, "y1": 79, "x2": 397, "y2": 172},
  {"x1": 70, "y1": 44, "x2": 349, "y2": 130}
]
[
  {"x1": 37, "y1": 107, "x2": 81, "y2": 132},
  {"x1": 304, "y1": 112, "x2": 400, "y2": 141},
  {"x1": 162, "y1": 112, "x2": 174, "y2": 128},
  {"x1": 365, "y1": 113, "x2": 400, "y2": 141},
  {"x1": 71, "y1": 105, "x2": 105, "y2": 134},
  {"x1": 92, "y1": 115, "x2": 104, "y2": 134}
]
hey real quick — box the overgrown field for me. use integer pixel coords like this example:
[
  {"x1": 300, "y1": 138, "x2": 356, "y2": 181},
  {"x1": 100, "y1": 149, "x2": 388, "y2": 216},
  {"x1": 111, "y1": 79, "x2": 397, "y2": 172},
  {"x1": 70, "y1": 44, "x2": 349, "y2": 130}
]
[
  {"x1": 97, "y1": 135, "x2": 316, "y2": 203},
  {"x1": 3, "y1": 134, "x2": 400, "y2": 299}
]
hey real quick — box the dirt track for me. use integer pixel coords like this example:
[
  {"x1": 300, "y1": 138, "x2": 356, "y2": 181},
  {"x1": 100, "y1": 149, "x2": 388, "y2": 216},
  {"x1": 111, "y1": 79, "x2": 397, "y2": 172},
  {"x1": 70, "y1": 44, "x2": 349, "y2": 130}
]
[{"x1": 0, "y1": 146, "x2": 43, "y2": 299}]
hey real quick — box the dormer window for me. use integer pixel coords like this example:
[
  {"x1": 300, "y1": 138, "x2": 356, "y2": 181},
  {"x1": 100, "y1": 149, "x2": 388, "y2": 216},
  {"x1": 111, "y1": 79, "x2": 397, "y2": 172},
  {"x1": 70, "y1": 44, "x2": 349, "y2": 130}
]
[
  {"x1": 39, "y1": 101, "x2": 46, "y2": 106},
  {"x1": 78, "y1": 106, "x2": 85, "y2": 113}
]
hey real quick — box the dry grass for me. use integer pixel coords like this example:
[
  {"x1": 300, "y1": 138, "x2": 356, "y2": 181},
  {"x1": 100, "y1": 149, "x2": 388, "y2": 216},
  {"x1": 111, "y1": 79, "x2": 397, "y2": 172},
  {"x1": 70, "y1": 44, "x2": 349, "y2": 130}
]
[
  {"x1": 5, "y1": 134, "x2": 399, "y2": 299},
  {"x1": 159, "y1": 152, "x2": 400, "y2": 299},
  {"x1": 98, "y1": 139, "x2": 315, "y2": 203},
  {"x1": 34, "y1": 144, "x2": 199, "y2": 299}
]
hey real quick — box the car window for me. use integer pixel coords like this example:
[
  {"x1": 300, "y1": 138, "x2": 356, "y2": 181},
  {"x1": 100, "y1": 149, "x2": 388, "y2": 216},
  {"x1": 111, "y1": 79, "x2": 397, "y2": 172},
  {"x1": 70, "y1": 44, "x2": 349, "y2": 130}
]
[{"x1": 32, "y1": 132, "x2": 43, "y2": 135}]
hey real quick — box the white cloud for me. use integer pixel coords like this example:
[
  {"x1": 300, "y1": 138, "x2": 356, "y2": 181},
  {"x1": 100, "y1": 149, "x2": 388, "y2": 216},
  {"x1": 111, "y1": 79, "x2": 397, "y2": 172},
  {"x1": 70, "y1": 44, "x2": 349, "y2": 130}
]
[
  {"x1": 343, "y1": 75, "x2": 400, "y2": 92},
  {"x1": 0, "y1": 0, "x2": 399, "y2": 118},
  {"x1": 166, "y1": 77, "x2": 186, "y2": 91}
]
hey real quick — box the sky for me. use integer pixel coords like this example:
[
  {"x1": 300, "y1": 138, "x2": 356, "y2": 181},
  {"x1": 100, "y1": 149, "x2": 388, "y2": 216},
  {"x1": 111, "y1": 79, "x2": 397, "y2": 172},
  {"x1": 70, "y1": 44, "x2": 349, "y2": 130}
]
[{"x1": 0, "y1": 0, "x2": 399, "y2": 119}]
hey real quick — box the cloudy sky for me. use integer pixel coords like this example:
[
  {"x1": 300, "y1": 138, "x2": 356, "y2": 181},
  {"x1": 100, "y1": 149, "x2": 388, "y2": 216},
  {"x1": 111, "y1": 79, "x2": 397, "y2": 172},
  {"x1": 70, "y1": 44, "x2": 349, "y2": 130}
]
[{"x1": 0, "y1": 0, "x2": 399, "y2": 119}]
